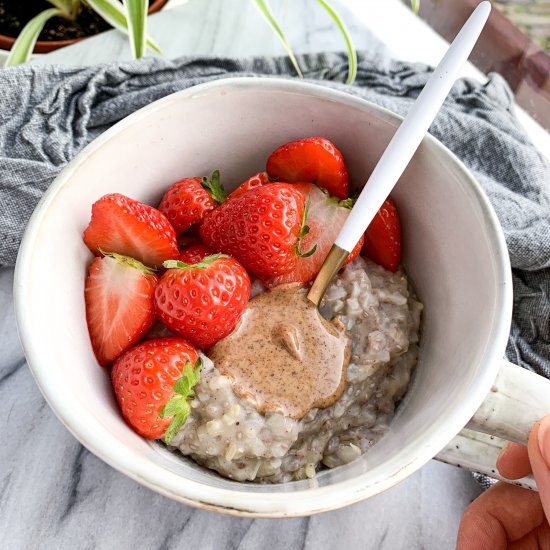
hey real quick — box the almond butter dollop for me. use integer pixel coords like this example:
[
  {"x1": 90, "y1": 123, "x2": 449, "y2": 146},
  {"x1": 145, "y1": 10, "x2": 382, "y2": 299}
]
[{"x1": 208, "y1": 289, "x2": 350, "y2": 419}]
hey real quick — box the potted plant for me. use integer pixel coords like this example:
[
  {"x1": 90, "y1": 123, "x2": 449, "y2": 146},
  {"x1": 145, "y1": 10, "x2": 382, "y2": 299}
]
[{"x1": 0, "y1": 0, "x2": 168, "y2": 67}]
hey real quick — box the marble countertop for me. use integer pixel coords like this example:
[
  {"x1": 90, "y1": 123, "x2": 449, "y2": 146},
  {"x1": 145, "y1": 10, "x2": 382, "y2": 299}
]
[{"x1": 1, "y1": 1, "x2": 485, "y2": 548}]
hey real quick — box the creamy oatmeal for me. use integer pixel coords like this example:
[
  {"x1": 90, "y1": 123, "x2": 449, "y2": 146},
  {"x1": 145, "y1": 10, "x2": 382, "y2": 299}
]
[{"x1": 170, "y1": 257, "x2": 422, "y2": 482}]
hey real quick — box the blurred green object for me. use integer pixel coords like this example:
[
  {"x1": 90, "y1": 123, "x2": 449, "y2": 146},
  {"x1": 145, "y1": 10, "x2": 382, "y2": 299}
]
[{"x1": 493, "y1": 0, "x2": 550, "y2": 52}]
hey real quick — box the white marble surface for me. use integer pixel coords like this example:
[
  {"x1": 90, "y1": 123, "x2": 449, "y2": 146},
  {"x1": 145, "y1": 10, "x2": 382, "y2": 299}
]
[{"x1": 0, "y1": 1, "x2": 486, "y2": 548}]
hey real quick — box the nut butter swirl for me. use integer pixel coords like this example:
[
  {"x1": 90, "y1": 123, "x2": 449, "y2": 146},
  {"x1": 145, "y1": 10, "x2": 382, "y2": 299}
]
[{"x1": 209, "y1": 289, "x2": 350, "y2": 419}]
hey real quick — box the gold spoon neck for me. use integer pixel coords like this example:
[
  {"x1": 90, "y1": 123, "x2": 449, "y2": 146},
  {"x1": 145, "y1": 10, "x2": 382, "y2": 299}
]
[{"x1": 307, "y1": 244, "x2": 349, "y2": 307}]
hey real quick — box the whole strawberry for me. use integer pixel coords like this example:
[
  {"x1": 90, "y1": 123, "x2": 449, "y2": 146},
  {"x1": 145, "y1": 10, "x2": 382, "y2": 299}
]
[
  {"x1": 85, "y1": 252, "x2": 157, "y2": 366},
  {"x1": 111, "y1": 337, "x2": 200, "y2": 442},
  {"x1": 158, "y1": 171, "x2": 227, "y2": 235},
  {"x1": 155, "y1": 254, "x2": 250, "y2": 349},
  {"x1": 266, "y1": 137, "x2": 349, "y2": 199},
  {"x1": 83, "y1": 193, "x2": 178, "y2": 267},
  {"x1": 199, "y1": 183, "x2": 306, "y2": 281}
]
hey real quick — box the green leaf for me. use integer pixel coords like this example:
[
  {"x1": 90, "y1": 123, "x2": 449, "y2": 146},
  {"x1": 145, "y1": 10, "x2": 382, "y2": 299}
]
[
  {"x1": 46, "y1": 0, "x2": 74, "y2": 16},
  {"x1": 201, "y1": 170, "x2": 227, "y2": 204},
  {"x1": 164, "y1": 407, "x2": 190, "y2": 444},
  {"x1": 98, "y1": 248, "x2": 157, "y2": 274},
  {"x1": 410, "y1": 0, "x2": 420, "y2": 15},
  {"x1": 161, "y1": 359, "x2": 202, "y2": 444},
  {"x1": 5, "y1": 8, "x2": 64, "y2": 67},
  {"x1": 314, "y1": 0, "x2": 357, "y2": 85},
  {"x1": 296, "y1": 196, "x2": 318, "y2": 258},
  {"x1": 84, "y1": 0, "x2": 162, "y2": 54},
  {"x1": 163, "y1": 254, "x2": 229, "y2": 270},
  {"x1": 123, "y1": 0, "x2": 148, "y2": 59},
  {"x1": 159, "y1": 395, "x2": 185, "y2": 418},
  {"x1": 251, "y1": 0, "x2": 303, "y2": 77}
]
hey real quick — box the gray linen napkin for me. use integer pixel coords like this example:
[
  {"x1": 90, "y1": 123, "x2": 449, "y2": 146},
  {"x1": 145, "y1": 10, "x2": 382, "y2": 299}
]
[{"x1": 0, "y1": 52, "x2": 548, "y2": 379}]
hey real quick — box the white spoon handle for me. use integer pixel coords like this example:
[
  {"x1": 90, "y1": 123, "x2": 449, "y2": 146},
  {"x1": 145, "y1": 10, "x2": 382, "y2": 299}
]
[{"x1": 334, "y1": 1, "x2": 491, "y2": 252}]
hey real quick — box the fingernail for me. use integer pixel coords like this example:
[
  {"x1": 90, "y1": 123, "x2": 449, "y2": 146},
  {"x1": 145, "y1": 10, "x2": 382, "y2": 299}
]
[{"x1": 537, "y1": 415, "x2": 550, "y2": 465}]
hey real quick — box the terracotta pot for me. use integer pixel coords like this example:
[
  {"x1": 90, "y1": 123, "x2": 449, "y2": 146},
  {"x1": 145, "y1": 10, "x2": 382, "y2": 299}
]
[{"x1": 0, "y1": 0, "x2": 169, "y2": 55}]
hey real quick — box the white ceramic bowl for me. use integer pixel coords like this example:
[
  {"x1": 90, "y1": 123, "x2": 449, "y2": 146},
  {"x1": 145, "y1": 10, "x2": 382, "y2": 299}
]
[{"x1": 14, "y1": 78, "x2": 513, "y2": 517}]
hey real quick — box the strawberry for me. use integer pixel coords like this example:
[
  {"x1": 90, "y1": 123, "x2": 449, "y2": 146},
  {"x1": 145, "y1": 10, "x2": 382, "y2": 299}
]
[
  {"x1": 344, "y1": 233, "x2": 364, "y2": 266},
  {"x1": 84, "y1": 252, "x2": 157, "y2": 366},
  {"x1": 199, "y1": 183, "x2": 306, "y2": 281},
  {"x1": 155, "y1": 254, "x2": 251, "y2": 349},
  {"x1": 111, "y1": 337, "x2": 200, "y2": 442},
  {"x1": 362, "y1": 198, "x2": 402, "y2": 272},
  {"x1": 263, "y1": 183, "x2": 350, "y2": 287},
  {"x1": 228, "y1": 171, "x2": 270, "y2": 199},
  {"x1": 178, "y1": 243, "x2": 212, "y2": 264},
  {"x1": 83, "y1": 193, "x2": 178, "y2": 267},
  {"x1": 266, "y1": 137, "x2": 349, "y2": 199},
  {"x1": 158, "y1": 171, "x2": 227, "y2": 235}
]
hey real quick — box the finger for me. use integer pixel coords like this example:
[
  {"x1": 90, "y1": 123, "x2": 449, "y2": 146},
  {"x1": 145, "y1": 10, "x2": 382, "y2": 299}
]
[
  {"x1": 456, "y1": 482, "x2": 544, "y2": 549},
  {"x1": 497, "y1": 441, "x2": 532, "y2": 480},
  {"x1": 528, "y1": 415, "x2": 550, "y2": 520}
]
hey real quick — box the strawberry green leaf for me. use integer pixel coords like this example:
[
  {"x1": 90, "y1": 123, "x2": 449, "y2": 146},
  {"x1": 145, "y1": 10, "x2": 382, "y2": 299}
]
[
  {"x1": 201, "y1": 170, "x2": 227, "y2": 204},
  {"x1": 97, "y1": 248, "x2": 157, "y2": 275},
  {"x1": 163, "y1": 254, "x2": 229, "y2": 270},
  {"x1": 159, "y1": 395, "x2": 185, "y2": 418},
  {"x1": 296, "y1": 197, "x2": 318, "y2": 258},
  {"x1": 338, "y1": 197, "x2": 354, "y2": 209},
  {"x1": 161, "y1": 359, "x2": 202, "y2": 444},
  {"x1": 410, "y1": 0, "x2": 420, "y2": 15},
  {"x1": 163, "y1": 406, "x2": 190, "y2": 444}
]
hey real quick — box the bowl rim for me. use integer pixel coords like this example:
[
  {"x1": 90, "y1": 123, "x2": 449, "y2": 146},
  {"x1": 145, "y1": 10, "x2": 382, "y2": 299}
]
[{"x1": 13, "y1": 76, "x2": 513, "y2": 517}]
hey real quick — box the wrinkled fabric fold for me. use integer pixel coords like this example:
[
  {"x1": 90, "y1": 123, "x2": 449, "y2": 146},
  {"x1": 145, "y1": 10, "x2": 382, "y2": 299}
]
[{"x1": 0, "y1": 52, "x2": 548, "y2": 378}]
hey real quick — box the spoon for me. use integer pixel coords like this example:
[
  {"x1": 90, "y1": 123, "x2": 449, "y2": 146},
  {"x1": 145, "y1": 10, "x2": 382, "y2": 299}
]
[
  {"x1": 209, "y1": 2, "x2": 492, "y2": 419},
  {"x1": 307, "y1": 0, "x2": 491, "y2": 306}
]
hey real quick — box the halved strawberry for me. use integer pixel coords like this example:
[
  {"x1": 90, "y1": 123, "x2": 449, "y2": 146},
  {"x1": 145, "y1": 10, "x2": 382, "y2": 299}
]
[
  {"x1": 84, "y1": 252, "x2": 157, "y2": 366},
  {"x1": 362, "y1": 198, "x2": 401, "y2": 272},
  {"x1": 266, "y1": 137, "x2": 349, "y2": 199},
  {"x1": 229, "y1": 171, "x2": 270, "y2": 199},
  {"x1": 264, "y1": 183, "x2": 354, "y2": 288},
  {"x1": 83, "y1": 193, "x2": 178, "y2": 267}
]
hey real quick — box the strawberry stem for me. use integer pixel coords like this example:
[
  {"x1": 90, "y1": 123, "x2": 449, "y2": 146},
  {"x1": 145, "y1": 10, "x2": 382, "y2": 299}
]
[
  {"x1": 161, "y1": 358, "x2": 202, "y2": 444},
  {"x1": 97, "y1": 248, "x2": 156, "y2": 275},
  {"x1": 201, "y1": 170, "x2": 227, "y2": 204},
  {"x1": 163, "y1": 253, "x2": 229, "y2": 270},
  {"x1": 313, "y1": 183, "x2": 355, "y2": 209},
  {"x1": 296, "y1": 197, "x2": 317, "y2": 258}
]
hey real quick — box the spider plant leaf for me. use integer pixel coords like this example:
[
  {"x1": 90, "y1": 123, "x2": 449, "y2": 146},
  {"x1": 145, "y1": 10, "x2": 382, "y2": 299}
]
[
  {"x1": 122, "y1": 0, "x2": 148, "y2": 59},
  {"x1": 315, "y1": 0, "x2": 356, "y2": 85},
  {"x1": 411, "y1": 0, "x2": 420, "y2": 15},
  {"x1": 252, "y1": 0, "x2": 303, "y2": 77},
  {"x1": 5, "y1": 8, "x2": 64, "y2": 68},
  {"x1": 85, "y1": 0, "x2": 162, "y2": 54},
  {"x1": 46, "y1": 0, "x2": 73, "y2": 15}
]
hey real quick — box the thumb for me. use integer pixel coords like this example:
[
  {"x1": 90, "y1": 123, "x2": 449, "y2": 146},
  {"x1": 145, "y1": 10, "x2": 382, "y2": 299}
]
[{"x1": 528, "y1": 415, "x2": 550, "y2": 521}]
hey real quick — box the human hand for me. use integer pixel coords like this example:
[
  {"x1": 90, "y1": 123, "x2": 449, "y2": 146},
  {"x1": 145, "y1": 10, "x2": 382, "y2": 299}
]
[{"x1": 456, "y1": 415, "x2": 550, "y2": 549}]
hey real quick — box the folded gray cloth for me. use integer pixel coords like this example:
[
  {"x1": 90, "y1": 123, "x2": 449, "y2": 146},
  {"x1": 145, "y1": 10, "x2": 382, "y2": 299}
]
[{"x1": 0, "y1": 52, "x2": 548, "y2": 379}]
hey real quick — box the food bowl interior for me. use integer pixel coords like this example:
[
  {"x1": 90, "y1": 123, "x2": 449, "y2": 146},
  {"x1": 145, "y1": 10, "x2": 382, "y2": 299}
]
[{"x1": 15, "y1": 79, "x2": 509, "y2": 515}]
